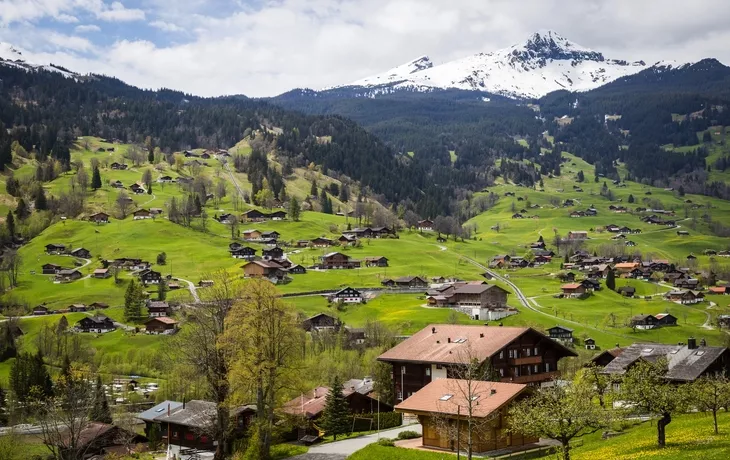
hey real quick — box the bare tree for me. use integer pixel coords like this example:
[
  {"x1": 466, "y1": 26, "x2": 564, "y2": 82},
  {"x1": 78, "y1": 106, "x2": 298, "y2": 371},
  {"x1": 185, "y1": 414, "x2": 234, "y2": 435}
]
[
  {"x1": 115, "y1": 190, "x2": 133, "y2": 219},
  {"x1": 431, "y1": 346, "x2": 501, "y2": 460},
  {"x1": 1, "y1": 249, "x2": 21, "y2": 288},
  {"x1": 403, "y1": 210, "x2": 420, "y2": 230},
  {"x1": 227, "y1": 215, "x2": 239, "y2": 239},
  {"x1": 34, "y1": 365, "x2": 99, "y2": 460},
  {"x1": 215, "y1": 180, "x2": 228, "y2": 206},
  {"x1": 141, "y1": 169, "x2": 153, "y2": 190},
  {"x1": 76, "y1": 167, "x2": 89, "y2": 191}
]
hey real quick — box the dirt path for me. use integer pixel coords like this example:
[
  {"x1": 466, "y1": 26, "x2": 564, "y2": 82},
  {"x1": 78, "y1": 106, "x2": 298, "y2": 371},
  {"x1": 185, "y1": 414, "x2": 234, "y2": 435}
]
[{"x1": 176, "y1": 277, "x2": 200, "y2": 303}]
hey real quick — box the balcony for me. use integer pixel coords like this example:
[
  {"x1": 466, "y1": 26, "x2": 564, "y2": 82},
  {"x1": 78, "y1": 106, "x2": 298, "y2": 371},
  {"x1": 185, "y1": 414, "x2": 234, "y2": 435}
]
[
  {"x1": 503, "y1": 371, "x2": 560, "y2": 384},
  {"x1": 509, "y1": 355, "x2": 543, "y2": 366}
]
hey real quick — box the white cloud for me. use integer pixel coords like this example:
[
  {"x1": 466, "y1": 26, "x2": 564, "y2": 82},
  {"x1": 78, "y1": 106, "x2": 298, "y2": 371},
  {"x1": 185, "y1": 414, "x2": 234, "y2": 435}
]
[
  {"x1": 149, "y1": 20, "x2": 184, "y2": 32},
  {"x1": 55, "y1": 13, "x2": 78, "y2": 23},
  {"x1": 3, "y1": 0, "x2": 730, "y2": 97},
  {"x1": 47, "y1": 32, "x2": 95, "y2": 52},
  {"x1": 96, "y1": 1, "x2": 145, "y2": 22},
  {"x1": 75, "y1": 24, "x2": 101, "y2": 33}
]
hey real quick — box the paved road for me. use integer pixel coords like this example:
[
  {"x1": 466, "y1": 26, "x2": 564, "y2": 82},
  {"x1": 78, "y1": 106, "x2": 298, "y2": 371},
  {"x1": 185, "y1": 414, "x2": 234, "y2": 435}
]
[{"x1": 292, "y1": 424, "x2": 422, "y2": 459}]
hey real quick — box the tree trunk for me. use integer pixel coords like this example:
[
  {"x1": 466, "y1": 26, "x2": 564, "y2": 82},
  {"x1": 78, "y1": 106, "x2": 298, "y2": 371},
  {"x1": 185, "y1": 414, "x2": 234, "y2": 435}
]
[
  {"x1": 713, "y1": 409, "x2": 718, "y2": 435},
  {"x1": 657, "y1": 412, "x2": 671, "y2": 447},
  {"x1": 561, "y1": 440, "x2": 571, "y2": 460}
]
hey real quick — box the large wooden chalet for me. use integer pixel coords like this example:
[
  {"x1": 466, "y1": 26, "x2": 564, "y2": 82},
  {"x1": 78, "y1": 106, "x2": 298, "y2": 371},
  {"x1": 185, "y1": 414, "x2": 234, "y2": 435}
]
[
  {"x1": 378, "y1": 324, "x2": 577, "y2": 401},
  {"x1": 76, "y1": 315, "x2": 116, "y2": 333},
  {"x1": 319, "y1": 252, "x2": 361, "y2": 269}
]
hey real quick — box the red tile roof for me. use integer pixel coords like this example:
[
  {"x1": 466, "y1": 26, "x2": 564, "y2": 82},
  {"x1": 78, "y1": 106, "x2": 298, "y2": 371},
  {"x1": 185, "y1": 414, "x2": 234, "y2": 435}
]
[{"x1": 395, "y1": 379, "x2": 527, "y2": 418}]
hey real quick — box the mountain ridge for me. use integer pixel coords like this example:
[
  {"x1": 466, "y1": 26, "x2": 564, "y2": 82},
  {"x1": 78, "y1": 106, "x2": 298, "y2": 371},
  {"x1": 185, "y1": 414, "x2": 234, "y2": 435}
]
[{"x1": 325, "y1": 30, "x2": 680, "y2": 99}]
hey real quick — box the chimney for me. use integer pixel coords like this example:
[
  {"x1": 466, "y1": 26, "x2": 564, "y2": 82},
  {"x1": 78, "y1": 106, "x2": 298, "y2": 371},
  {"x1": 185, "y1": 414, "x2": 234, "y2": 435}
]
[
  {"x1": 687, "y1": 337, "x2": 697, "y2": 350},
  {"x1": 432, "y1": 327, "x2": 436, "y2": 334},
  {"x1": 490, "y1": 389, "x2": 497, "y2": 395},
  {"x1": 479, "y1": 333, "x2": 484, "y2": 338},
  {"x1": 700, "y1": 338, "x2": 707, "y2": 347},
  {"x1": 447, "y1": 337, "x2": 451, "y2": 343},
  {"x1": 183, "y1": 398, "x2": 186, "y2": 409}
]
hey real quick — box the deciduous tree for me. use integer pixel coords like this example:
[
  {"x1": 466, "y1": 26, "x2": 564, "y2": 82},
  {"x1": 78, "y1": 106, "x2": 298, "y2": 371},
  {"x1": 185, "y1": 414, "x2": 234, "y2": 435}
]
[{"x1": 509, "y1": 381, "x2": 611, "y2": 460}]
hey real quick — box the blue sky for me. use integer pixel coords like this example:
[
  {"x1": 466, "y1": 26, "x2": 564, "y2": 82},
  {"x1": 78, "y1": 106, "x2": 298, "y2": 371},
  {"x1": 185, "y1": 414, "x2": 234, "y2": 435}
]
[{"x1": 1, "y1": 0, "x2": 729, "y2": 97}]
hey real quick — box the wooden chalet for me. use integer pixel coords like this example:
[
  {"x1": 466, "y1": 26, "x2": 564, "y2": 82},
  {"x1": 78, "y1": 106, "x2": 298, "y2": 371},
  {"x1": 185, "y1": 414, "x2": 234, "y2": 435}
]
[
  {"x1": 133, "y1": 209, "x2": 152, "y2": 220},
  {"x1": 378, "y1": 324, "x2": 577, "y2": 401},
  {"x1": 417, "y1": 219, "x2": 434, "y2": 231},
  {"x1": 42, "y1": 263, "x2": 63, "y2": 275},
  {"x1": 229, "y1": 245, "x2": 256, "y2": 260},
  {"x1": 655, "y1": 313, "x2": 678, "y2": 327},
  {"x1": 584, "y1": 338, "x2": 596, "y2": 350},
  {"x1": 242, "y1": 229, "x2": 262, "y2": 240},
  {"x1": 319, "y1": 252, "x2": 361, "y2": 269},
  {"x1": 56, "y1": 422, "x2": 146, "y2": 458},
  {"x1": 242, "y1": 209, "x2": 268, "y2": 222},
  {"x1": 33, "y1": 305, "x2": 50, "y2": 315},
  {"x1": 76, "y1": 315, "x2": 116, "y2": 333},
  {"x1": 138, "y1": 400, "x2": 255, "y2": 450},
  {"x1": 138, "y1": 269, "x2": 162, "y2": 285},
  {"x1": 396, "y1": 380, "x2": 535, "y2": 454},
  {"x1": 630, "y1": 314, "x2": 658, "y2": 330},
  {"x1": 302, "y1": 313, "x2": 341, "y2": 332},
  {"x1": 547, "y1": 325, "x2": 573, "y2": 344},
  {"x1": 560, "y1": 283, "x2": 586, "y2": 298},
  {"x1": 262, "y1": 246, "x2": 284, "y2": 260},
  {"x1": 311, "y1": 237, "x2": 334, "y2": 248},
  {"x1": 56, "y1": 269, "x2": 82, "y2": 282},
  {"x1": 89, "y1": 212, "x2": 110, "y2": 224},
  {"x1": 381, "y1": 275, "x2": 428, "y2": 289},
  {"x1": 364, "y1": 256, "x2": 389, "y2": 267},
  {"x1": 617, "y1": 286, "x2": 636, "y2": 297},
  {"x1": 71, "y1": 247, "x2": 91, "y2": 258},
  {"x1": 147, "y1": 301, "x2": 171, "y2": 317},
  {"x1": 45, "y1": 243, "x2": 66, "y2": 254},
  {"x1": 110, "y1": 162, "x2": 128, "y2": 170},
  {"x1": 328, "y1": 287, "x2": 363, "y2": 303},
  {"x1": 145, "y1": 317, "x2": 178, "y2": 334},
  {"x1": 242, "y1": 260, "x2": 288, "y2": 282}
]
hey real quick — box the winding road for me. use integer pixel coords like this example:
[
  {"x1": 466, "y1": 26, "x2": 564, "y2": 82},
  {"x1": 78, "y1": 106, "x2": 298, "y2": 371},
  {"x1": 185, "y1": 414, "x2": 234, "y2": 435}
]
[{"x1": 457, "y1": 254, "x2": 645, "y2": 342}]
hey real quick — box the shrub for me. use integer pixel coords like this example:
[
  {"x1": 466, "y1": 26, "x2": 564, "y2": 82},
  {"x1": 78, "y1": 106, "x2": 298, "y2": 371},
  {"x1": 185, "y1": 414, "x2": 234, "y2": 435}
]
[
  {"x1": 377, "y1": 438, "x2": 395, "y2": 447},
  {"x1": 396, "y1": 430, "x2": 420, "y2": 440}
]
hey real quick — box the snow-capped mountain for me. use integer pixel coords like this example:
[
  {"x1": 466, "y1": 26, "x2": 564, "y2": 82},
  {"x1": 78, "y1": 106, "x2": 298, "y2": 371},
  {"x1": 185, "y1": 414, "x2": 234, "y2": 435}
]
[
  {"x1": 0, "y1": 42, "x2": 78, "y2": 78},
  {"x1": 331, "y1": 31, "x2": 654, "y2": 99}
]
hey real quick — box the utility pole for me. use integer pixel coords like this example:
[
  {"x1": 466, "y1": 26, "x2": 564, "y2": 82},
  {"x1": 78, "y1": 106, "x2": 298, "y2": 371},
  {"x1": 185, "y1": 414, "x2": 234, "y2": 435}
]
[{"x1": 456, "y1": 405, "x2": 461, "y2": 460}]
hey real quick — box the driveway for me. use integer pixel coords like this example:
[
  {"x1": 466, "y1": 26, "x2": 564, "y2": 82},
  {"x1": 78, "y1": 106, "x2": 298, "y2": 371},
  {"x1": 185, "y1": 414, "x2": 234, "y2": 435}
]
[{"x1": 291, "y1": 424, "x2": 422, "y2": 459}]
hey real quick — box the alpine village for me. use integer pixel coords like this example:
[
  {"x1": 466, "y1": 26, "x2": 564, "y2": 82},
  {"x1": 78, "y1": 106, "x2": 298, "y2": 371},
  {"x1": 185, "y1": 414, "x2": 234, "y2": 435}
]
[{"x1": 2, "y1": 16, "x2": 730, "y2": 460}]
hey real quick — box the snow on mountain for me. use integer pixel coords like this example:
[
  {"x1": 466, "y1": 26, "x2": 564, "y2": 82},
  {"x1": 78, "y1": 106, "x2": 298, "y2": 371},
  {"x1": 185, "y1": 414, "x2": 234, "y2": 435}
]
[
  {"x1": 332, "y1": 31, "x2": 653, "y2": 99},
  {"x1": 0, "y1": 42, "x2": 78, "y2": 78}
]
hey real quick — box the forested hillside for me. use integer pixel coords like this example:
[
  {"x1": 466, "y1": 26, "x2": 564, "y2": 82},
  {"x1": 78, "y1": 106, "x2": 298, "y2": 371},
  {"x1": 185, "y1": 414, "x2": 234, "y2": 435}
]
[{"x1": 0, "y1": 65, "x2": 429, "y2": 212}]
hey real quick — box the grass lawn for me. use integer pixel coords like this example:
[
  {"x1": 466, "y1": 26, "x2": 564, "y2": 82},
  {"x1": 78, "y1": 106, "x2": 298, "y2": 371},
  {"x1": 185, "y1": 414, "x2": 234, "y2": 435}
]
[{"x1": 348, "y1": 412, "x2": 730, "y2": 460}]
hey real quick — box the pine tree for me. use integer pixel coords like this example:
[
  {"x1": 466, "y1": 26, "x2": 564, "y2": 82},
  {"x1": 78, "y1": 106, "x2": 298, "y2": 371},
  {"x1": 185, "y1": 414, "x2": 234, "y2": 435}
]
[
  {"x1": 310, "y1": 180, "x2": 317, "y2": 197},
  {"x1": 288, "y1": 196, "x2": 301, "y2": 222},
  {"x1": 90, "y1": 375, "x2": 113, "y2": 423},
  {"x1": 577, "y1": 170, "x2": 585, "y2": 182},
  {"x1": 6, "y1": 211, "x2": 14, "y2": 238},
  {"x1": 158, "y1": 280, "x2": 168, "y2": 301},
  {"x1": 0, "y1": 386, "x2": 7, "y2": 425},
  {"x1": 91, "y1": 166, "x2": 102, "y2": 190},
  {"x1": 148, "y1": 182, "x2": 153, "y2": 195},
  {"x1": 124, "y1": 280, "x2": 143, "y2": 322},
  {"x1": 148, "y1": 422, "x2": 162, "y2": 450},
  {"x1": 606, "y1": 269, "x2": 616, "y2": 291},
  {"x1": 34, "y1": 188, "x2": 47, "y2": 211},
  {"x1": 148, "y1": 148, "x2": 155, "y2": 164},
  {"x1": 321, "y1": 376, "x2": 351, "y2": 441},
  {"x1": 628, "y1": 194, "x2": 635, "y2": 203},
  {"x1": 15, "y1": 198, "x2": 30, "y2": 220}
]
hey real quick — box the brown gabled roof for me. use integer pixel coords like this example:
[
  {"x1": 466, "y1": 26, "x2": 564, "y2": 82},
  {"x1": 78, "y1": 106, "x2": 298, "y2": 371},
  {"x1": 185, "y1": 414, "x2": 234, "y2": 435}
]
[
  {"x1": 378, "y1": 324, "x2": 576, "y2": 365},
  {"x1": 395, "y1": 379, "x2": 527, "y2": 418},
  {"x1": 145, "y1": 316, "x2": 177, "y2": 325},
  {"x1": 561, "y1": 283, "x2": 582, "y2": 289}
]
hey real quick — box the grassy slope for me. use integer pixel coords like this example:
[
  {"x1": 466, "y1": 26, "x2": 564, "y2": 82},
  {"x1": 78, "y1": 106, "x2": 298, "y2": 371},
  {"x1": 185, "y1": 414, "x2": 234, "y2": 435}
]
[{"x1": 347, "y1": 412, "x2": 730, "y2": 460}]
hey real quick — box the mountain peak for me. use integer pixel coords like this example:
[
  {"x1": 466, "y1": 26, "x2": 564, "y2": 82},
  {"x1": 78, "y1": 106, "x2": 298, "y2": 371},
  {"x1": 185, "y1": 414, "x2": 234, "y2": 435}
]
[
  {"x1": 404, "y1": 55, "x2": 433, "y2": 74},
  {"x1": 512, "y1": 30, "x2": 604, "y2": 65},
  {"x1": 0, "y1": 42, "x2": 24, "y2": 61}
]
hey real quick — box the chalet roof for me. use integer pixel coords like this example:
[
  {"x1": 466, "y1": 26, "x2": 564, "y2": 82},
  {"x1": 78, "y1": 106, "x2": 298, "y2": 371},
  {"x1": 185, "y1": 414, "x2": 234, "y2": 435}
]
[
  {"x1": 145, "y1": 317, "x2": 177, "y2": 325},
  {"x1": 395, "y1": 379, "x2": 527, "y2": 419},
  {"x1": 603, "y1": 343, "x2": 728, "y2": 382},
  {"x1": 452, "y1": 284, "x2": 506, "y2": 295},
  {"x1": 378, "y1": 324, "x2": 576, "y2": 365},
  {"x1": 393, "y1": 275, "x2": 426, "y2": 283},
  {"x1": 549, "y1": 325, "x2": 573, "y2": 332},
  {"x1": 147, "y1": 301, "x2": 169, "y2": 309},
  {"x1": 281, "y1": 386, "x2": 362, "y2": 419},
  {"x1": 333, "y1": 287, "x2": 361, "y2": 296},
  {"x1": 137, "y1": 400, "x2": 184, "y2": 422},
  {"x1": 343, "y1": 378, "x2": 374, "y2": 395},
  {"x1": 153, "y1": 400, "x2": 216, "y2": 428},
  {"x1": 631, "y1": 314, "x2": 656, "y2": 322},
  {"x1": 561, "y1": 283, "x2": 582, "y2": 289},
  {"x1": 322, "y1": 252, "x2": 348, "y2": 259}
]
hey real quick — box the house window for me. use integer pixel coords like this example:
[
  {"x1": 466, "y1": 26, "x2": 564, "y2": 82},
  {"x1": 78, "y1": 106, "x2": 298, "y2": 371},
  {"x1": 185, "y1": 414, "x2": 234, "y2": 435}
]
[
  {"x1": 514, "y1": 367, "x2": 520, "y2": 377},
  {"x1": 499, "y1": 351, "x2": 504, "y2": 359},
  {"x1": 499, "y1": 368, "x2": 504, "y2": 377},
  {"x1": 172, "y1": 431, "x2": 179, "y2": 439},
  {"x1": 401, "y1": 365, "x2": 406, "y2": 375},
  {"x1": 436, "y1": 364, "x2": 443, "y2": 370},
  {"x1": 508, "y1": 349, "x2": 515, "y2": 358},
  {"x1": 533, "y1": 365, "x2": 539, "y2": 373},
  {"x1": 545, "y1": 363, "x2": 551, "y2": 372},
  {"x1": 425, "y1": 367, "x2": 431, "y2": 376},
  {"x1": 397, "y1": 390, "x2": 403, "y2": 401},
  {"x1": 200, "y1": 436, "x2": 209, "y2": 443},
  {"x1": 525, "y1": 348, "x2": 531, "y2": 357},
  {"x1": 533, "y1": 347, "x2": 539, "y2": 355},
  {"x1": 185, "y1": 432, "x2": 195, "y2": 441}
]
